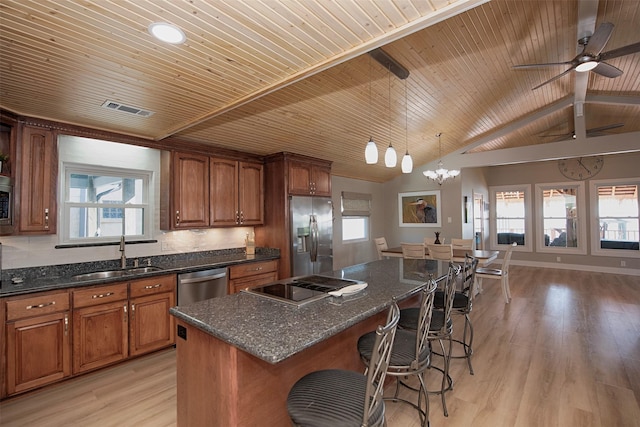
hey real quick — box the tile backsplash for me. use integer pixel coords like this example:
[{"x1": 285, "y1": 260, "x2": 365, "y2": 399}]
[{"x1": 1, "y1": 227, "x2": 255, "y2": 269}]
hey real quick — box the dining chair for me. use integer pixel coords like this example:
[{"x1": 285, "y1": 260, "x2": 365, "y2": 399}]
[
  {"x1": 374, "y1": 237, "x2": 388, "y2": 260},
  {"x1": 401, "y1": 242, "x2": 426, "y2": 259},
  {"x1": 475, "y1": 242, "x2": 516, "y2": 303},
  {"x1": 358, "y1": 280, "x2": 437, "y2": 427},
  {"x1": 287, "y1": 302, "x2": 400, "y2": 427},
  {"x1": 426, "y1": 243, "x2": 453, "y2": 261},
  {"x1": 398, "y1": 262, "x2": 461, "y2": 417},
  {"x1": 450, "y1": 238, "x2": 473, "y2": 250},
  {"x1": 434, "y1": 255, "x2": 479, "y2": 374}
]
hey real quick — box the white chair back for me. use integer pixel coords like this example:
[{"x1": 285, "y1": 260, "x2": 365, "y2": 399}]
[
  {"x1": 451, "y1": 238, "x2": 474, "y2": 250},
  {"x1": 426, "y1": 243, "x2": 453, "y2": 261},
  {"x1": 374, "y1": 237, "x2": 388, "y2": 260},
  {"x1": 401, "y1": 242, "x2": 426, "y2": 259}
]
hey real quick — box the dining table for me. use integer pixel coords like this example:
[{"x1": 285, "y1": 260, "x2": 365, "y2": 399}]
[{"x1": 381, "y1": 246, "x2": 499, "y2": 267}]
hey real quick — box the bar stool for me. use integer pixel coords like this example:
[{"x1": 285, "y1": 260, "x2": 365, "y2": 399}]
[
  {"x1": 399, "y1": 262, "x2": 460, "y2": 417},
  {"x1": 357, "y1": 280, "x2": 437, "y2": 427},
  {"x1": 286, "y1": 302, "x2": 400, "y2": 427},
  {"x1": 434, "y1": 255, "x2": 479, "y2": 374}
]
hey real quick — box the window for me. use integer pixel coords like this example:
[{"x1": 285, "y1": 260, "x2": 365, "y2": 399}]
[
  {"x1": 61, "y1": 164, "x2": 152, "y2": 244},
  {"x1": 341, "y1": 191, "x2": 371, "y2": 242},
  {"x1": 535, "y1": 182, "x2": 586, "y2": 254},
  {"x1": 490, "y1": 185, "x2": 532, "y2": 251},
  {"x1": 591, "y1": 179, "x2": 639, "y2": 257}
]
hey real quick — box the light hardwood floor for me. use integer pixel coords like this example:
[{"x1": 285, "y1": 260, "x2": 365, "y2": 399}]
[{"x1": 1, "y1": 266, "x2": 639, "y2": 427}]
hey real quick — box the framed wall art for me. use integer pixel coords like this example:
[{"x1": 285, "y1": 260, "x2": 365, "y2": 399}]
[{"x1": 398, "y1": 190, "x2": 441, "y2": 227}]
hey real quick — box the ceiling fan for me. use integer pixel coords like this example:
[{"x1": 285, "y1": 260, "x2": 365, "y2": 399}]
[
  {"x1": 539, "y1": 123, "x2": 624, "y2": 140},
  {"x1": 514, "y1": 22, "x2": 640, "y2": 90}
]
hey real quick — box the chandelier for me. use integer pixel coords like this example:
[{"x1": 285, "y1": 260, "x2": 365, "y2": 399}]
[{"x1": 423, "y1": 132, "x2": 459, "y2": 185}]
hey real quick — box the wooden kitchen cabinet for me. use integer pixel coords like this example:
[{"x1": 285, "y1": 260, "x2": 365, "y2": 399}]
[
  {"x1": 72, "y1": 283, "x2": 129, "y2": 374},
  {"x1": 129, "y1": 275, "x2": 176, "y2": 357},
  {"x1": 288, "y1": 160, "x2": 331, "y2": 196},
  {"x1": 228, "y1": 259, "x2": 278, "y2": 294},
  {"x1": 17, "y1": 125, "x2": 57, "y2": 234},
  {"x1": 210, "y1": 158, "x2": 264, "y2": 226},
  {"x1": 4, "y1": 290, "x2": 71, "y2": 395},
  {"x1": 161, "y1": 151, "x2": 210, "y2": 230},
  {"x1": 255, "y1": 153, "x2": 331, "y2": 279}
]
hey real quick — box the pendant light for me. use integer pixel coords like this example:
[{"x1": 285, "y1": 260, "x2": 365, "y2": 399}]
[
  {"x1": 401, "y1": 79, "x2": 413, "y2": 173},
  {"x1": 364, "y1": 54, "x2": 378, "y2": 164},
  {"x1": 384, "y1": 65, "x2": 397, "y2": 168}
]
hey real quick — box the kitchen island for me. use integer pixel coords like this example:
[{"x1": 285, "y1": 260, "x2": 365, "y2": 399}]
[{"x1": 169, "y1": 257, "x2": 443, "y2": 427}]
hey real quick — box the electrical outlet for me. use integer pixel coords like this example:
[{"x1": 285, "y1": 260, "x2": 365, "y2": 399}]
[
  {"x1": 556, "y1": 256, "x2": 561, "y2": 262},
  {"x1": 621, "y1": 260, "x2": 626, "y2": 267},
  {"x1": 161, "y1": 241, "x2": 171, "y2": 251}
]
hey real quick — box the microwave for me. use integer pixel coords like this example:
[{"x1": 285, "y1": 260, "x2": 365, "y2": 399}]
[{"x1": 0, "y1": 175, "x2": 12, "y2": 225}]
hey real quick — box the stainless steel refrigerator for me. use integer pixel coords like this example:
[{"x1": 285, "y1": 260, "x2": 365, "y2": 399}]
[{"x1": 290, "y1": 196, "x2": 333, "y2": 276}]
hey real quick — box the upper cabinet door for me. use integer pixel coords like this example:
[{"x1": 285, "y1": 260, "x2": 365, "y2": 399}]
[
  {"x1": 288, "y1": 160, "x2": 331, "y2": 196},
  {"x1": 18, "y1": 126, "x2": 57, "y2": 234},
  {"x1": 173, "y1": 152, "x2": 209, "y2": 229},
  {"x1": 238, "y1": 161, "x2": 264, "y2": 225},
  {"x1": 210, "y1": 158, "x2": 239, "y2": 226}
]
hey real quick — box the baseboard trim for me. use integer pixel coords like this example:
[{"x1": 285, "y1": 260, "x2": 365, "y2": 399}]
[{"x1": 508, "y1": 260, "x2": 640, "y2": 276}]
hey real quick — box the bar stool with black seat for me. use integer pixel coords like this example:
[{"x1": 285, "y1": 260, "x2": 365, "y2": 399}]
[
  {"x1": 286, "y1": 301, "x2": 400, "y2": 427},
  {"x1": 434, "y1": 255, "x2": 479, "y2": 375},
  {"x1": 399, "y1": 262, "x2": 460, "y2": 417},
  {"x1": 357, "y1": 279, "x2": 437, "y2": 427}
]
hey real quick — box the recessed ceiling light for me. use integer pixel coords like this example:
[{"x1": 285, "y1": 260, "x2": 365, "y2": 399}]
[{"x1": 148, "y1": 22, "x2": 186, "y2": 44}]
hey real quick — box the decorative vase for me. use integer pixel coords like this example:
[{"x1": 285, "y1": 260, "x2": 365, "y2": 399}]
[{"x1": 434, "y1": 232, "x2": 441, "y2": 244}]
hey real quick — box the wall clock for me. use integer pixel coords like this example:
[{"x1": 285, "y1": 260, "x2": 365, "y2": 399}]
[{"x1": 558, "y1": 156, "x2": 604, "y2": 180}]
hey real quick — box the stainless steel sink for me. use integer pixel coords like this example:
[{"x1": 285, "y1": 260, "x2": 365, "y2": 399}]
[{"x1": 72, "y1": 266, "x2": 163, "y2": 281}]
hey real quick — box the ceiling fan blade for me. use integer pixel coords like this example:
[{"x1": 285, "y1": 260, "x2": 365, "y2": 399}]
[
  {"x1": 513, "y1": 61, "x2": 573, "y2": 69},
  {"x1": 600, "y1": 41, "x2": 640, "y2": 61},
  {"x1": 584, "y1": 22, "x2": 614, "y2": 55},
  {"x1": 540, "y1": 132, "x2": 573, "y2": 138},
  {"x1": 586, "y1": 123, "x2": 624, "y2": 134},
  {"x1": 531, "y1": 67, "x2": 575, "y2": 90},
  {"x1": 592, "y1": 61, "x2": 623, "y2": 78}
]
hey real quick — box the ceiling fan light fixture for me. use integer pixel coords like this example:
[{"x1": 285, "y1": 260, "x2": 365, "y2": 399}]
[
  {"x1": 148, "y1": 22, "x2": 186, "y2": 44},
  {"x1": 365, "y1": 137, "x2": 378, "y2": 164},
  {"x1": 576, "y1": 60, "x2": 598, "y2": 72}
]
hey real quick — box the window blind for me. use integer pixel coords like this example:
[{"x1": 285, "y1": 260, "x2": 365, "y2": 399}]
[{"x1": 341, "y1": 191, "x2": 372, "y2": 216}]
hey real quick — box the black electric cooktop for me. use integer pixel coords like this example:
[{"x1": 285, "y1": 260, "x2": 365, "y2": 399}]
[{"x1": 243, "y1": 275, "x2": 367, "y2": 307}]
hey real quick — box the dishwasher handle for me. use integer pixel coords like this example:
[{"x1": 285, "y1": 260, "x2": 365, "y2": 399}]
[{"x1": 179, "y1": 271, "x2": 227, "y2": 284}]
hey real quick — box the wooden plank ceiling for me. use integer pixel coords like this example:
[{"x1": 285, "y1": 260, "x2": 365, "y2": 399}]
[{"x1": 1, "y1": 0, "x2": 639, "y2": 183}]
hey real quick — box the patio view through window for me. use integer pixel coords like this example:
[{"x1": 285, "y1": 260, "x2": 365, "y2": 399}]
[
  {"x1": 495, "y1": 190, "x2": 526, "y2": 245},
  {"x1": 596, "y1": 184, "x2": 639, "y2": 251},
  {"x1": 542, "y1": 188, "x2": 578, "y2": 248}
]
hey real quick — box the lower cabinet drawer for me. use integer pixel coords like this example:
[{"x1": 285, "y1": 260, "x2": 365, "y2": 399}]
[
  {"x1": 129, "y1": 274, "x2": 176, "y2": 298},
  {"x1": 6, "y1": 291, "x2": 70, "y2": 321},
  {"x1": 229, "y1": 260, "x2": 278, "y2": 279},
  {"x1": 72, "y1": 283, "x2": 128, "y2": 308}
]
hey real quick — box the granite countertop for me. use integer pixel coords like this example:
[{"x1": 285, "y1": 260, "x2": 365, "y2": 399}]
[
  {"x1": 0, "y1": 248, "x2": 280, "y2": 297},
  {"x1": 170, "y1": 257, "x2": 444, "y2": 364}
]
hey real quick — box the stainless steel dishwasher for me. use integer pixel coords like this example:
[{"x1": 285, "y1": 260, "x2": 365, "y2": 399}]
[{"x1": 177, "y1": 267, "x2": 228, "y2": 305}]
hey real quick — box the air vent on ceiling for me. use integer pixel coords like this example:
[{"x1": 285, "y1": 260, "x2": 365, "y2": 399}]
[{"x1": 101, "y1": 100, "x2": 154, "y2": 117}]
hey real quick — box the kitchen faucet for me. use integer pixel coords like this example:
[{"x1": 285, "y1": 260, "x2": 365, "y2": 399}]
[{"x1": 119, "y1": 235, "x2": 126, "y2": 269}]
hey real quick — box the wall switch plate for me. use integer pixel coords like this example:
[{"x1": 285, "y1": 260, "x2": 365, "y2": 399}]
[
  {"x1": 556, "y1": 256, "x2": 561, "y2": 262},
  {"x1": 621, "y1": 260, "x2": 626, "y2": 267}
]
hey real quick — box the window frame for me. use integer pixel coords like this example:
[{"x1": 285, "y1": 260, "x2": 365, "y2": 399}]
[
  {"x1": 60, "y1": 162, "x2": 153, "y2": 245},
  {"x1": 590, "y1": 178, "x2": 640, "y2": 259},
  {"x1": 341, "y1": 191, "x2": 371, "y2": 243},
  {"x1": 535, "y1": 181, "x2": 587, "y2": 255},
  {"x1": 489, "y1": 184, "x2": 532, "y2": 252}
]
